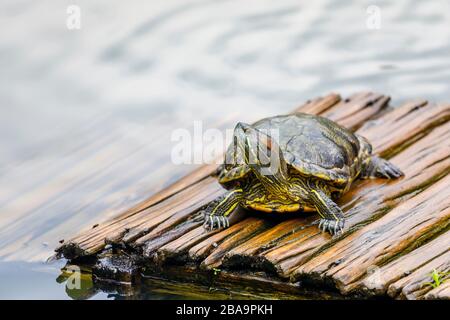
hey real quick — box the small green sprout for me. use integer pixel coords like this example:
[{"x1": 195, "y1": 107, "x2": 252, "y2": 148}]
[
  {"x1": 212, "y1": 268, "x2": 221, "y2": 276},
  {"x1": 422, "y1": 269, "x2": 450, "y2": 289}
]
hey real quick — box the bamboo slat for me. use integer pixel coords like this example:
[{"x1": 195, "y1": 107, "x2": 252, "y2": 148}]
[
  {"x1": 56, "y1": 92, "x2": 450, "y2": 300},
  {"x1": 359, "y1": 230, "x2": 450, "y2": 296},
  {"x1": 294, "y1": 174, "x2": 450, "y2": 294},
  {"x1": 387, "y1": 250, "x2": 450, "y2": 299},
  {"x1": 424, "y1": 281, "x2": 450, "y2": 300}
]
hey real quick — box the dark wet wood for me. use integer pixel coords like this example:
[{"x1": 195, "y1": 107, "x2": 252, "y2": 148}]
[{"x1": 57, "y1": 92, "x2": 450, "y2": 299}]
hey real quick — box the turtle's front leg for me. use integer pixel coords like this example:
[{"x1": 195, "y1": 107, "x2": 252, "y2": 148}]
[
  {"x1": 202, "y1": 188, "x2": 244, "y2": 231},
  {"x1": 308, "y1": 187, "x2": 345, "y2": 235}
]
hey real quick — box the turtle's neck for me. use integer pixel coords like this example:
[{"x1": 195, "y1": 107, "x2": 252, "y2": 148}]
[{"x1": 250, "y1": 156, "x2": 289, "y2": 196}]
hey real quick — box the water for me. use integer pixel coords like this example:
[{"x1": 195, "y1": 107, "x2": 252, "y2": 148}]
[{"x1": 0, "y1": 0, "x2": 449, "y2": 299}]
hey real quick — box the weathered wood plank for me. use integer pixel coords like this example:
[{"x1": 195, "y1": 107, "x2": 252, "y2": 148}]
[
  {"x1": 119, "y1": 164, "x2": 219, "y2": 219},
  {"x1": 221, "y1": 218, "x2": 317, "y2": 272},
  {"x1": 138, "y1": 218, "x2": 204, "y2": 257},
  {"x1": 188, "y1": 217, "x2": 269, "y2": 263},
  {"x1": 359, "y1": 230, "x2": 450, "y2": 296},
  {"x1": 156, "y1": 216, "x2": 271, "y2": 265},
  {"x1": 58, "y1": 177, "x2": 224, "y2": 258},
  {"x1": 297, "y1": 93, "x2": 341, "y2": 115},
  {"x1": 321, "y1": 92, "x2": 390, "y2": 130},
  {"x1": 361, "y1": 100, "x2": 449, "y2": 157},
  {"x1": 294, "y1": 174, "x2": 450, "y2": 294},
  {"x1": 56, "y1": 92, "x2": 450, "y2": 300},
  {"x1": 387, "y1": 250, "x2": 450, "y2": 299},
  {"x1": 424, "y1": 281, "x2": 450, "y2": 300}
]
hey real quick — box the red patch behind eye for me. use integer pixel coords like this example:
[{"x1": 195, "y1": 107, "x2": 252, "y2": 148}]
[
  {"x1": 257, "y1": 133, "x2": 272, "y2": 150},
  {"x1": 266, "y1": 137, "x2": 272, "y2": 150}
]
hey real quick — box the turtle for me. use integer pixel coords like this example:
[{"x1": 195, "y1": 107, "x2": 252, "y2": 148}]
[{"x1": 202, "y1": 112, "x2": 404, "y2": 235}]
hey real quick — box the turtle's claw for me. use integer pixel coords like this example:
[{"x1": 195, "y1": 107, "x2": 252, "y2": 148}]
[
  {"x1": 202, "y1": 212, "x2": 230, "y2": 231},
  {"x1": 318, "y1": 219, "x2": 324, "y2": 230},
  {"x1": 318, "y1": 218, "x2": 345, "y2": 236}
]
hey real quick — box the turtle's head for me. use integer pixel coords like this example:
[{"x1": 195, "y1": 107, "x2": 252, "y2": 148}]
[{"x1": 234, "y1": 122, "x2": 287, "y2": 179}]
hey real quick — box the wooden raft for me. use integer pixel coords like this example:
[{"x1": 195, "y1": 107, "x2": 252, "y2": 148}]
[{"x1": 56, "y1": 92, "x2": 450, "y2": 299}]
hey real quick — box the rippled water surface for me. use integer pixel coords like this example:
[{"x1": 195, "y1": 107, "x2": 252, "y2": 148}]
[{"x1": 0, "y1": 0, "x2": 449, "y2": 299}]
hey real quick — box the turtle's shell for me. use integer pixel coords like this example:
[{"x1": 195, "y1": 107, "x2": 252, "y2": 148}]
[{"x1": 222, "y1": 113, "x2": 362, "y2": 188}]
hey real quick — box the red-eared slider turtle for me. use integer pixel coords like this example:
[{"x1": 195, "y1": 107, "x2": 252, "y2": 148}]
[{"x1": 202, "y1": 113, "x2": 403, "y2": 235}]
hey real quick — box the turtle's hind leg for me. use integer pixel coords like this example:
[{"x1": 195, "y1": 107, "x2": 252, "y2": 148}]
[
  {"x1": 202, "y1": 189, "x2": 244, "y2": 230},
  {"x1": 361, "y1": 156, "x2": 404, "y2": 179}
]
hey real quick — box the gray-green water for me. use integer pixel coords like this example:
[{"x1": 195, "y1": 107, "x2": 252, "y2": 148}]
[{"x1": 0, "y1": 0, "x2": 449, "y2": 299}]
